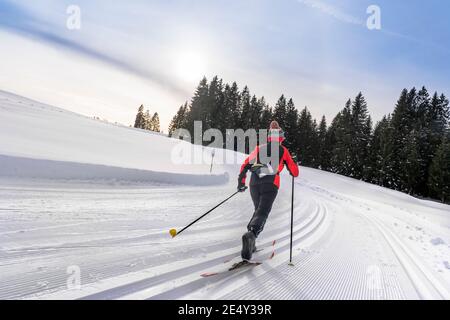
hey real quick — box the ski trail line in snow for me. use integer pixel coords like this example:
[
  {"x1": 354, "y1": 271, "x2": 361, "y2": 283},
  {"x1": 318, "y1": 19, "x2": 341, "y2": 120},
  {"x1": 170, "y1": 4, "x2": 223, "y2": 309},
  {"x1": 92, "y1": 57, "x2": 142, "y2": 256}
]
[{"x1": 78, "y1": 199, "x2": 325, "y2": 300}]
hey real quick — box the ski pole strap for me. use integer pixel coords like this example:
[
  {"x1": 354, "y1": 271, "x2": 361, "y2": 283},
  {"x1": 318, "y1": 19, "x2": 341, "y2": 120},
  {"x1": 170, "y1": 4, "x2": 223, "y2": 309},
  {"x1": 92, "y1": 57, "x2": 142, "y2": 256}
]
[{"x1": 176, "y1": 191, "x2": 240, "y2": 236}]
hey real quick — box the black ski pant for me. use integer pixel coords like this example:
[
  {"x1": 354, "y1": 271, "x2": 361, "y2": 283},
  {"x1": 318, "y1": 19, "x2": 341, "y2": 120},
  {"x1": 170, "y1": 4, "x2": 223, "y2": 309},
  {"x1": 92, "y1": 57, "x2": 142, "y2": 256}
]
[{"x1": 247, "y1": 183, "x2": 278, "y2": 237}]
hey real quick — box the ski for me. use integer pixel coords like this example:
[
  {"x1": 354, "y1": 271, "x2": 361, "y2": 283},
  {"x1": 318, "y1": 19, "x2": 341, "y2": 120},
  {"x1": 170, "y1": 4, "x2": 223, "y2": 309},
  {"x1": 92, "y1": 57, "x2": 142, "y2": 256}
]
[
  {"x1": 229, "y1": 260, "x2": 265, "y2": 271},
  {"x1": 223, "y1": 248, "x2": 262, "y2": 263},
  {"x1": 201, "y1": 261, "x2": 261, "y2": 277},
  {"x1": 223, "y1": 239, "x2": 276, "y2": 263},
  {"x1": 200, "y1": 240, "x2": 276, "y2": 278}
]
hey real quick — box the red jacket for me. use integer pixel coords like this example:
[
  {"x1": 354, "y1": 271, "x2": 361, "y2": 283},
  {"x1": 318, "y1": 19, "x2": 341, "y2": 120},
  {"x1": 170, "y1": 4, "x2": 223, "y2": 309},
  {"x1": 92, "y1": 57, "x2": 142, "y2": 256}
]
[{"x1": 239, "y1": 142, "x2": 299, "y2": 189}]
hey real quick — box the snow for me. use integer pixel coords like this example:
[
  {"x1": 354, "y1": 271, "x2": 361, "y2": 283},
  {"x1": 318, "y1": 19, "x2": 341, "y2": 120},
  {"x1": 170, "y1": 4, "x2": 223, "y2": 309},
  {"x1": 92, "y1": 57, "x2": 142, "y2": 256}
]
[
  {"x1": 0, "y1": 90, "x2": 449, "y2": 300},
  {"x1": 0, "y1": 90, "x2": 230, "y2": 185},
  {"x1": 431, "y1": 238, "x2": 445, "y2": 246}
]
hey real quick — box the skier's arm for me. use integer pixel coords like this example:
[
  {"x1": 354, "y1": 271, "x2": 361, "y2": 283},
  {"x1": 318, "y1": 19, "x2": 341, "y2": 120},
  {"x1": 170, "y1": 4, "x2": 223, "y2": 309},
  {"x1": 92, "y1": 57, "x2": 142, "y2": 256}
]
[
  {"x1": 283, "y1": 147, "x2": 299, "y2": 177},
  {"x1": 238, "y1": 146, "x2": 259, "y2": 186}
]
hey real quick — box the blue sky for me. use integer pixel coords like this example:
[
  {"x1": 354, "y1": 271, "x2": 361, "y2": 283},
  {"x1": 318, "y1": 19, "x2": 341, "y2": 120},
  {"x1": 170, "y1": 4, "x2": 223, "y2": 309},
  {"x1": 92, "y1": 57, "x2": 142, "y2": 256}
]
[{"x1": 0, "y1": 0, "x2": 449, "y2": 131}]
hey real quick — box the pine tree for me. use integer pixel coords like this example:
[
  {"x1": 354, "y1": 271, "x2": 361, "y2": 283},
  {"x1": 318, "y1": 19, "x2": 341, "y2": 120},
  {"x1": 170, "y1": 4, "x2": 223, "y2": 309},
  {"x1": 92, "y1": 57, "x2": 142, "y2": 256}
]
[
  {"x1": 366, "y1": 115, "x2": 394, "y2": 186},
  {"x1": 349, "y1": 92, "x2": 371, "y2": 179},
  {"x1": 144, "y1": 110, "x2": 152, "y2": 130},
  {"x1": 310, "y1": 119, "x2": 320, "y2": 168},
  {"x1": 223, "y1": 83, "x2": 241, "y2": 149},
  {"x1": 416, "y1": 86, "x2": 430, "y2": 126},
  {"x1": 403, "y1": 130, "x2": 421, "y2": 194},
  {"x1": 284, "y1": 98, "x2": 299, "y2": 156},
  {"x1": 151, "y1": 113, "x2": 160, "y2": 132},
  {"x1": 273, "y1": 95, "x2": 287, "y2": 129},
  {"x1": 260, "y1": 100, "x2": 273, "y2": 130},
  {"x1": 228, "y1": 82, "x2": 241, "y2": 130},
  {"x1": 297, "y1": 107, "x2": 317, "y2": 167},
  {"x1": 187, "y1": 77, "x2": 210, "y2": 138},
  {"x1": 321, "y1": 114, "x2": 340, "y2": 172},
  {"x1": 134, "y1": 105, "x2": 145, "y2": 129},
  {"x1": 168, "y1": 102, "x2": 189, "y2": 136},
  {"x1": 362, "y1": 115, "x2": 373, "y2": 180},
  {"x1": 239, "y1": 86, "x2": 252, "y2": 130},
  {"x1": 317, "y1": 115, "x2": 328, "y2": 169},
  {"x1": 413, "y1": 87, "x2": 432, "y2": 195},
  {"x1": 208, "y1": 76, "x2": 224, "y2": 130},
  {"x1": 427, "y1": 93, "x2": 450, "y2": 168},
  {"x1": 249, "y1": 95, "x2": 263, "y2": 130},
  {"x1": 218, "y1": 84, "x2": 233, "y2": 135},
  {"x1": 331, "y1": 100, "x2": 352, "y2": 175},
  {"x1": 389, "y1": 88, "x2": 417, "y2": 191},
  {"x1": 428, "y1": 136, "x2": 450, "y2": 203}
]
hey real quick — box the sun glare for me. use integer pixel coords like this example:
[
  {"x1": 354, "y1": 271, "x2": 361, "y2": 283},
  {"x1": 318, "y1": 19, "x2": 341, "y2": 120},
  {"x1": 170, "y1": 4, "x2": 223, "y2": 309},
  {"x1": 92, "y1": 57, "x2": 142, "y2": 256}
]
[{"x1": 174, "y1": 51, "x2": 207, "y2": 84}]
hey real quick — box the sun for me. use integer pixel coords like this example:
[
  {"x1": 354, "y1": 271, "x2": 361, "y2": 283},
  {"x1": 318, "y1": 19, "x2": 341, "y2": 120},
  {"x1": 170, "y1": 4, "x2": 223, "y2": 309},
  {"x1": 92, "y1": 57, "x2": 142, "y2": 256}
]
[{"x1": 174, "y1": 51, "x2": 207, "y2": 84}]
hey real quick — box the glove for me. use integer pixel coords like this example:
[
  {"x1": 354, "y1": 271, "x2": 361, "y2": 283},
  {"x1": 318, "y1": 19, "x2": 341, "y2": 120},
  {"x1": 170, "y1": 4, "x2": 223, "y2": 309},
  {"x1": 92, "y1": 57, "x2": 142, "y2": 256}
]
[{"x1": 237, "y1": 181, "x2": 247, "y2": 192}]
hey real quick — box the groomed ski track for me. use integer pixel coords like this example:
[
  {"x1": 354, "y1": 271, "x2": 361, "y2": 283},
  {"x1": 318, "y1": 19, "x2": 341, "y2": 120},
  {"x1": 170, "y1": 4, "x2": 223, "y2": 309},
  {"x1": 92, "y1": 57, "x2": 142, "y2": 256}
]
[{"x1": 2, "y1": 175, "x2": 448, "y2": 300}]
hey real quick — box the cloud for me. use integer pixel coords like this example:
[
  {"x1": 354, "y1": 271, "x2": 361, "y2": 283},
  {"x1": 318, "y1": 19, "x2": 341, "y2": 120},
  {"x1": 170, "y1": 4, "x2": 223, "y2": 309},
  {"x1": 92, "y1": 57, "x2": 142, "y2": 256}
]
[
  {"x1": 296, "y1": 0, "x2": 449, "y2": 55},
  {"x1": 297, "y1": 0, "x2": 364, "y2": 26},
  {"x1": 0, "y1": 0, "x2": 190, "y2": 96}
]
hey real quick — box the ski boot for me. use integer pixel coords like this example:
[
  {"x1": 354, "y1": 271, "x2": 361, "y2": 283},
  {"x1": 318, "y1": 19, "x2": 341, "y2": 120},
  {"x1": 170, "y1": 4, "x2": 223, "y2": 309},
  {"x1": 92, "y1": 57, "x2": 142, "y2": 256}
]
[{"x1": 241, "y1": 231, "x2": 256, "y2": 261}]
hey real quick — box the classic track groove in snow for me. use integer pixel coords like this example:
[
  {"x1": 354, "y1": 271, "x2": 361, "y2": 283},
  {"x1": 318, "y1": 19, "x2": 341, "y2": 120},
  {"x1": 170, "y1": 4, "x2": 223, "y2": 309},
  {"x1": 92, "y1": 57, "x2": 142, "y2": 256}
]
[
  {"x1": 0, "y1": 92, "x2": 449, "y2": 300},
  {"x1": 363, "y1": 213, "x2": 450, "y2": 299}
]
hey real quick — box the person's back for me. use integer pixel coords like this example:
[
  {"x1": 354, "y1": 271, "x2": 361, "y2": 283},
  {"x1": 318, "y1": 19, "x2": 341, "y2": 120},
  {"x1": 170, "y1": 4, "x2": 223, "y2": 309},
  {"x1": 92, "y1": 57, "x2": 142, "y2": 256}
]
[
  {"x1": 237, "y1": 121, "x2": 299, "y2": 261},
  {"x1": 243, "y1": 141, "x2": 298, "y2": 188}
]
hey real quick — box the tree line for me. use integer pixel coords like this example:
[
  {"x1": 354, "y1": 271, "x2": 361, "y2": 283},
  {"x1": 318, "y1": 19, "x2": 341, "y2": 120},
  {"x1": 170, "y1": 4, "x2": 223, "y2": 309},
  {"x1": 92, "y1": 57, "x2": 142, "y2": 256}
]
[
  {"x1": 169, "y1": 76, "x2": 449, "y2": 203},
  {"x1": 134, "y1": 104, "x2": 161, "y2": 132}
]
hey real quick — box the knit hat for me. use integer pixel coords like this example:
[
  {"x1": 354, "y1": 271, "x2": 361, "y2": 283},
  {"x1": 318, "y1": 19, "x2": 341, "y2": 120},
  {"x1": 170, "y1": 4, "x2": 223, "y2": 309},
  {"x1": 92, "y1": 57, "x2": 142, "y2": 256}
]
[
  {"x1": 268, "y1": 121, "x2": 285, "y2": 143},
  {"x1": 270, "y1": 121, "x2": 281, "y2": 130}
]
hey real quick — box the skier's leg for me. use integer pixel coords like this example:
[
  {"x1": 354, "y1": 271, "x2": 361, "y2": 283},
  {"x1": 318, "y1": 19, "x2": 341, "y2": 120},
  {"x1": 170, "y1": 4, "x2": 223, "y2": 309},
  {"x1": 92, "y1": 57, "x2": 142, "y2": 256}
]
[
  {"x1": 242, "y1": 185, "x2": 261, "y2": 260},
  {"x1": 249, "y1": 186, "x2": 261, "y2": 253},
  {"x1": 251, "y1": 186, "x2": 260, "y2": 209},
  {"x1": 242, "y1": 185, "x2": 278, "y2": 260},
  {"x1": 247, "y1": 185, "x2": 261, "y2": 228},
  {"x1": 247, "y1": 184, "x2": 278, "y2": 237}
]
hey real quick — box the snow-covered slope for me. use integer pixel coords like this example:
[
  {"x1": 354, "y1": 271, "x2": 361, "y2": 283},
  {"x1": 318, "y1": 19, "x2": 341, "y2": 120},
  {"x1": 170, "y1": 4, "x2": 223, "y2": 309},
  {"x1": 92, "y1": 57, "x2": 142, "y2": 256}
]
[
  {"x1": 0, "y1": 91, "x2": 449, "y2": 300},
  {"x1": 0, "y1": 90, "x2": 229, "y2": 185}
]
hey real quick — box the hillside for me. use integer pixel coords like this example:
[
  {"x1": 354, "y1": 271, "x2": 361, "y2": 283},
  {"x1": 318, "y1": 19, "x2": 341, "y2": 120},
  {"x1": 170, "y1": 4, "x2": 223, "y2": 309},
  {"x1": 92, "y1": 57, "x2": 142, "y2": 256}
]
[{"x1": 0, "y1": 91, "x2": 449, "y2": 300}]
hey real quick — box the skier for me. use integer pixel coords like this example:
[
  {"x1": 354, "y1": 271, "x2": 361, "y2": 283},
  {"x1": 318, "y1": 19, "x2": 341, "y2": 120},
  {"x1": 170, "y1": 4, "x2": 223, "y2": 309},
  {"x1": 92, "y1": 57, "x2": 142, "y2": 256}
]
[{"x1": 237, "y1": 121, "x2": 299, "y2": 261}]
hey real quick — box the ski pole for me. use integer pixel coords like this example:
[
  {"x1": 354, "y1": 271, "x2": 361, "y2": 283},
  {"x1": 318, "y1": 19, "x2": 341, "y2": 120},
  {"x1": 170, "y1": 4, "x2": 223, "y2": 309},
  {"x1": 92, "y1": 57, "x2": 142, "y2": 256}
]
[
  {"x1": 210, "y1": 149, "x2": 215, "y2": 173},
  {"x1": 289, "y1": 175, "x2": 295, "y2": 266},
  {"x1": 169, "y1": 189, "x2": 243, "y2": 238}
]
